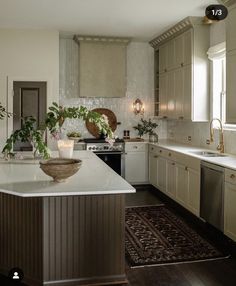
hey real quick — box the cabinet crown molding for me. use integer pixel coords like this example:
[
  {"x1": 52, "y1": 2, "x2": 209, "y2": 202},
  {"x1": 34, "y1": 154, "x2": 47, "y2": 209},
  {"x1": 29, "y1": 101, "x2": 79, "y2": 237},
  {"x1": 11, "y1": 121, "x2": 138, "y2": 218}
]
[
  {"x1": 73, "y1": 35, "x2": 131, "y2": 45},
  {"x1": 149, "y1": 16, "x2": 204, "y2": 49}
]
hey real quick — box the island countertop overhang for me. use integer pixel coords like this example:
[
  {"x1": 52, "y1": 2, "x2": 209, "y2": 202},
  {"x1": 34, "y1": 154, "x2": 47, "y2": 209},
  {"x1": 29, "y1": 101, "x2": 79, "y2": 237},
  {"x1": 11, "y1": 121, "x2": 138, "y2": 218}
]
[{"x1": 0, "y1": 150, "x2": 135, "y2": 197}]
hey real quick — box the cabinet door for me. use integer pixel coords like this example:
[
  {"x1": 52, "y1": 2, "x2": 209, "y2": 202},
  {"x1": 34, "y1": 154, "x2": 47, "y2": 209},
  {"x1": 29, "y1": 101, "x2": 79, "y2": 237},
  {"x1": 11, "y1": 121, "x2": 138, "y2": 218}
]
[
  {"x1": 226, "y1": 50, "x2": 236, "y2": 123},
  {"x1": 157, "y1": 156, "x2": 167, "y2": 192},
  {"x1": 174, "y1": 34, "x2": 184, "y2": 68},
  {"x1": 166, "y1": 160, "x2": 176, "y2": 199},
  {"x1": 188, "y1": 168, "x2": 200, "y2": 216},
  {"x1": 149, "y1": 153, "x2": 158, "y2": 187},
  {"x1": 167, "y1": 71, "x2": 175, "y2": 119},
  {"x1": 174, "y1": 68, "x2": 184, "y2": 119},
  {"x1": 176, "y1": 163, "x2": 188, "y2": 207},
  {"x1": 125, "y1": 152, "x2": 148, "y2": 183},
  {"x1": 167, "y1": 40, "x2": 175, "y2": 71},
  {"x1": 183, "y1": 29, "x2": 193, "y2": 65},
  {"x1": 159, "y1": 73, "x2": 168, "y2": 118},
  {"x1": 159, "y1": 44, "x2": 168, "y2": 74},
  {"x1": 224, "y1": 182, "x2": 236, "y2": 242}
]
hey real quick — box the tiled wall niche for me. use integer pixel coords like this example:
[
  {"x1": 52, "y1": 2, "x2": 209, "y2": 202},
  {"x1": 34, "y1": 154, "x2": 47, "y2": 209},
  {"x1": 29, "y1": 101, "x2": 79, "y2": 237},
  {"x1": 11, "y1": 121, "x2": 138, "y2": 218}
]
[{"x1": 59, "y1": 38, "x2": 167, "y2": 140}]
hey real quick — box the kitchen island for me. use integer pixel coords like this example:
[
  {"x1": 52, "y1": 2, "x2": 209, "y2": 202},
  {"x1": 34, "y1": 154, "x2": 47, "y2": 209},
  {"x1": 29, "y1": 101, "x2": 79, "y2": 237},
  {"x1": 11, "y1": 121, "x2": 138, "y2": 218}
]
[{"x1": 0, "y1": 151, "x2": 135, "y2": 286}]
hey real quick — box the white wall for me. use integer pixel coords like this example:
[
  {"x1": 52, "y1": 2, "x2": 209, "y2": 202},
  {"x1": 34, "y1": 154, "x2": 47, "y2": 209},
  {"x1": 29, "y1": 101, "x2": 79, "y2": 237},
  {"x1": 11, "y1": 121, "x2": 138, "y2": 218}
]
[
  {"x1": 0, "y1": 29, "x2": 59, "y2": 150},
  {"x1": 59, "y1": 39, "x2": 167, "y2": 139}
]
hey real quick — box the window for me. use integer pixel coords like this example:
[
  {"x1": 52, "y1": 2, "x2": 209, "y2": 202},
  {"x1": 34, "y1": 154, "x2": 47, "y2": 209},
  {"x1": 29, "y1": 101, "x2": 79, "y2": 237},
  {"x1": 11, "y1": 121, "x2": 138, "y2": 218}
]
[{"x1": 208, "y1": 42, "x2": 226, "y2": 123}]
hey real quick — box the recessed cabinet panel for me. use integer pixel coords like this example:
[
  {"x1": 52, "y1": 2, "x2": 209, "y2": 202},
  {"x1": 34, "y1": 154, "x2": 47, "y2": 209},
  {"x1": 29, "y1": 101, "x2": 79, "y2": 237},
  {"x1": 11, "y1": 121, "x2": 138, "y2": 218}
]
[
  {"x1": 157, "y1": 157, "x2": 167, "y2": 192},
  {"x1": 159, "y1": 44, "x2": 168, "y2": 74},
  {"x1": 159, "y1": 73, "x2": 168, "y2": 117},
  {"x1": 167, "y1": 71, "x2": 175, "y2": 118},
  {"x1": 183, "y1": 65, "x2": 192, "y2": 120},
  {"x1": 224, "y1": 182, "x2": 236, "y2": 242},
  {"x1": 174, "y1": 68, "x2": 184, "y2": 119},
  {"x1": 176, "y1": 163, "x2": 188, "y2": 207},
  {"x1": 174, "y1": 35, "x2": 184, "y2": 68},
  {"x1": 166, "y1": 160, "x2": 176, "y2": 199},
  {"x1": 188, "y1": 168, "x2": 200, "y2": 216},
  {"x1": 149, "y1": 153, "x2": 158, "y2": 187},
  {"x1": 183, "y1": 29, "x2": 193, "y2": 65},
  {"x1": 167, "y1": 40, "x2": 175, "y2": 70}
]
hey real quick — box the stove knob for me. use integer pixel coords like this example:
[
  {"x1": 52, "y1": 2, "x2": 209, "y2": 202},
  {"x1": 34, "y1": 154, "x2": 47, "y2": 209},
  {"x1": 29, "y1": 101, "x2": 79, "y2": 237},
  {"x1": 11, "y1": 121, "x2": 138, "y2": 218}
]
[
  {"x1": 88, "y1": 147, "x2": 92, "y2": 150},
  {"x1": 92, "y1": 147, "x2": 96, "y2": 150}
]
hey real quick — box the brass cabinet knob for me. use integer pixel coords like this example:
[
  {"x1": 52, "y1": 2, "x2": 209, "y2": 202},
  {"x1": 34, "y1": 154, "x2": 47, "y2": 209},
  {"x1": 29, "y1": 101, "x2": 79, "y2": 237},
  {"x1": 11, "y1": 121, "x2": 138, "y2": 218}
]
[
  {"x1": 163, "y1": 116, "x2": 168, "y2": 119},
  {"x1": 133, "y1": 146, "x2": 138, "y2": 149},
  {"x1": 179, "y1": 116, "x2": 184, "y2": 120},
  {"x1": 164, "y1": 68, "x2": 167, "y2": 72},
  {"x1": 159, "y1": 150, "x2": 162, "y2": 153},
  {"x1": 154, "y1": 155, "x2": 159, "y2": 158},
  {"x1": 168, "y1": 153, "x2": 171, "y2": 157},
  {"x1": 172, "y1": 162, "x2": 175, "y2": 166},
  {"x1": 185, "y1": 166, "x2": 188, "y2": 171},
  {"x1": 230, "y1": 174, "x2": 235, "y2": 179},
  {"x1": 181, "y1": 63, "x2": 184, "y2": 67}
]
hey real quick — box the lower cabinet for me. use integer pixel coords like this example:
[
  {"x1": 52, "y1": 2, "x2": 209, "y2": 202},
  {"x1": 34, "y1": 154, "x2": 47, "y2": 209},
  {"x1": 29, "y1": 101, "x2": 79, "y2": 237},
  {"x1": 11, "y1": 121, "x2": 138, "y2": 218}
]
[
  {"x1": 125, "y1": 142, "x2": 148, "y2": 184},
  {"x1": 148, "y1": 146, "x2": 200, "y2": 217},
  {"x1": 224, "y1": 169, "x2": 236, "y2": 242}
]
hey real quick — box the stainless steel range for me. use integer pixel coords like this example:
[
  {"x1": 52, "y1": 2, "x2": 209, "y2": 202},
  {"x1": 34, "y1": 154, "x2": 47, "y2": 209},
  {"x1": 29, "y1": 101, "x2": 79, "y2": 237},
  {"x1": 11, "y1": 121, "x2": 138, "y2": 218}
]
[{"x1": 84, "y1": 138, "x2": 125, "y2": 177}]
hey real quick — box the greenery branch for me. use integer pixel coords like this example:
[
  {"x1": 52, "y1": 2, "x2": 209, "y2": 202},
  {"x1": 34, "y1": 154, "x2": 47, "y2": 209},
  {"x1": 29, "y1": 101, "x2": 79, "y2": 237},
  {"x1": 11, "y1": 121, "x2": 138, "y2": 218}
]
[
  {"x1": 0, "y1": 102, "x2": 12, "y2": 120},
  {"x1": 2, "y1": 117, "x2": 50, "y2": 159},
  {"x1": 133, "y1": 118, "x2": 158, "y2": 138},
  {"x1": 2, "y1": 102, "x2": 113, "y2": 159}
]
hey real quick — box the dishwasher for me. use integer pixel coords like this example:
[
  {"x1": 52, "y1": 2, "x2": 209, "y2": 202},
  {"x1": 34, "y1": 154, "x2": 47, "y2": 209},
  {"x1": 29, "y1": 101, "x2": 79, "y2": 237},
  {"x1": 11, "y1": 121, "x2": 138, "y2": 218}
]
[{"x1": 200, "y1": 161, "x2": 225, "y2": 231}]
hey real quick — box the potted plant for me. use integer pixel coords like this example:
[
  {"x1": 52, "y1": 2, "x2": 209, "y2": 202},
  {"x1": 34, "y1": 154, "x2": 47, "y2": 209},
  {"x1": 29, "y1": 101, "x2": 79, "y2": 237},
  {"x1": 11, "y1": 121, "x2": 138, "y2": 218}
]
[{"x1": 133, "y1": 118, "x2": 158, "y2": 142}]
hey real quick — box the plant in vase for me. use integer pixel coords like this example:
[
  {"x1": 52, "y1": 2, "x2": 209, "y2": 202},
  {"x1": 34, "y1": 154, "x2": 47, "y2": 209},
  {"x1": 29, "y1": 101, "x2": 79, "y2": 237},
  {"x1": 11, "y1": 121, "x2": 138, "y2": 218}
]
[{"x1": 133, "y1": 118, "x2": 158, "y2": 142}]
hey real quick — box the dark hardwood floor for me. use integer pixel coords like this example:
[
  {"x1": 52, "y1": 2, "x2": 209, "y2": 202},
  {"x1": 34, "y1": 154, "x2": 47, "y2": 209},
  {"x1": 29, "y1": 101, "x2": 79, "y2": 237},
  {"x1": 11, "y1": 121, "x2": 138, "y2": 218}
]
[{"x1": 125, "y1": 185, "x2": 236, "y2": 286}]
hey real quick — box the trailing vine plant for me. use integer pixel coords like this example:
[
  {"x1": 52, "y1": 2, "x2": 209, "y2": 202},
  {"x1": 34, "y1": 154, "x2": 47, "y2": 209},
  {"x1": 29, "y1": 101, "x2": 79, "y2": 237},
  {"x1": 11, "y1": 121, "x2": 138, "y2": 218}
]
[
  {"x1": 2, "y1": 102, "x2": 113, "y2": 159},
  {"x1": 2, "y1": 117, "x2": 50, "y2": 159}
]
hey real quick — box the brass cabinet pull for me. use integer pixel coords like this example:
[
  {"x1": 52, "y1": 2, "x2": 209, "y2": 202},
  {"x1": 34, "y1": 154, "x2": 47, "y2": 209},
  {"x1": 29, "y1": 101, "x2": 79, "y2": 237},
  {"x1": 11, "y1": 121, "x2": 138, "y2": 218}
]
[
  {"x1": 164, "y1": 68, "x2": 167, "y2": 72},
  {"x1": 185, "y1": 166, "x2": 188, "y2": 171},
  {"x1": 163, "y1": 116, "x2": 168, "y2": 119},
  {"x1": 179, "y1": 116, "x2": 184, "y2": 120},
  {"x1": 172, "y1": 162, "x2": 175, "y2": 166},
  {"x1": 230, "y1": 174, "x2": 235, "y2": 179},
  {"x1": 133, "y1": 146, "x2": 138, "y2": 149},
  {"x1": 168, "y1": 153, "x2": 171, "y2": 157},
  {"x1": 154, "y1": 155, "x2": 159, "y2": 158},
  {"x1": 181, "y1": 63, "x2": 184, "y2": 67},
  {"x1": 159, "y1": 150, "x2": 162, "y2": 153}
]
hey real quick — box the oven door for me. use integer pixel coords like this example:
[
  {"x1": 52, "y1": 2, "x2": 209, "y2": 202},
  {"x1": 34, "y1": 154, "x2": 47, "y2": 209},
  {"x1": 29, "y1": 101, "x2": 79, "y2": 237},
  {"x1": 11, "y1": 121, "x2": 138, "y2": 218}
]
[{"x1": 95, "y1": 152, "x2": 123, "y2": 177}]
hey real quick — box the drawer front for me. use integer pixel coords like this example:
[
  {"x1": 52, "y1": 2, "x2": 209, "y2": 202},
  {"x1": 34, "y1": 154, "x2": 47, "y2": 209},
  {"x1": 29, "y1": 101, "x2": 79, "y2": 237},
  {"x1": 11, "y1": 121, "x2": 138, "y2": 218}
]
[
  {"x1": 125, "y1": 142, "x2": 147, "y2": 152},
  {"x1": 225, "y1": 168, "x2": 236, "y2": 184},
  {"x1": 149, "y1": 144, "x2": 159, "y2": 154}
]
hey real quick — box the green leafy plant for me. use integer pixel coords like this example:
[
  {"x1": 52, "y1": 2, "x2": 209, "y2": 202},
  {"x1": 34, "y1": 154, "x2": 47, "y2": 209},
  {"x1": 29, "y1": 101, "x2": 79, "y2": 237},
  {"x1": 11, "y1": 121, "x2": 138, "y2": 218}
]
[
  {"x1": 45, "y1": 102, "x2": 113, "y2": 139},
  {"x1": 2, "y1": 102, "x2": 113, "y2": 159},
  {"x1": 0, "y1": 102, "x2": 12, "y2": 120},
  {"x1": 133, "y1": 118, "x2": 158, "y2": 138},
  {"x1": 2, "y1": 116, "x2": 50, "y2": 159}
]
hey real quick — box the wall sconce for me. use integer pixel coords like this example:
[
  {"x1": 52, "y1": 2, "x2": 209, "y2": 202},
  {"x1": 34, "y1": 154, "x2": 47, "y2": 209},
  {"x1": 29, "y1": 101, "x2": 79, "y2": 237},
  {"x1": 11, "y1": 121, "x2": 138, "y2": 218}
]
[{"x1": 133, "y1": 98, "x2": 144, "y2": 115}]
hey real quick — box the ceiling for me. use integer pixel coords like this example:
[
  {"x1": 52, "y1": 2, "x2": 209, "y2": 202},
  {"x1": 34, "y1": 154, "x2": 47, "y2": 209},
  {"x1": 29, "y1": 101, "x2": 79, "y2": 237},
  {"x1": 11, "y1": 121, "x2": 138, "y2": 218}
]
[{"x1": 0, "y1": 0, "x2": 219, "y2": 40}]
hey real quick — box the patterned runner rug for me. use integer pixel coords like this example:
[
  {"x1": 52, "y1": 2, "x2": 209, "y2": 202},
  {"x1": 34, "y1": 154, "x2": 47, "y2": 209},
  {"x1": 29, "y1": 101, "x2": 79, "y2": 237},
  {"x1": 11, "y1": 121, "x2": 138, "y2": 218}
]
[{"x1": 125, "y1": 206, "x2": 226, "y2": 267}]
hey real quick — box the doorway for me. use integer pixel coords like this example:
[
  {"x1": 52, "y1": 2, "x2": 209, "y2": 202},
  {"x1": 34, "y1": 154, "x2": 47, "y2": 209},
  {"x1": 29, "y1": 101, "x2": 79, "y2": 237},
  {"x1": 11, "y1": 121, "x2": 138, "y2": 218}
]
[{"x1": 13, "y1": 81, "x2": 47, "y2": 151}]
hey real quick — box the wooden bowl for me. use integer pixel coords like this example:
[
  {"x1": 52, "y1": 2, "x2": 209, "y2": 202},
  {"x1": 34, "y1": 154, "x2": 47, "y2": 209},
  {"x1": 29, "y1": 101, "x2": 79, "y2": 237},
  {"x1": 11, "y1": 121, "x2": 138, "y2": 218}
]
[{"x1": 40, "y1": 158, "x2": 82, "y2": 183}]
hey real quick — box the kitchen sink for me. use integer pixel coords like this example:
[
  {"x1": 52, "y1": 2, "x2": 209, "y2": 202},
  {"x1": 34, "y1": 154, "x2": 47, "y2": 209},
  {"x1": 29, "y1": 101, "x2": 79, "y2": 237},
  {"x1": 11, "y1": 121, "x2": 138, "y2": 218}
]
[{"x1": 189, "y1": 151, "x2": 227, "y2": 157}]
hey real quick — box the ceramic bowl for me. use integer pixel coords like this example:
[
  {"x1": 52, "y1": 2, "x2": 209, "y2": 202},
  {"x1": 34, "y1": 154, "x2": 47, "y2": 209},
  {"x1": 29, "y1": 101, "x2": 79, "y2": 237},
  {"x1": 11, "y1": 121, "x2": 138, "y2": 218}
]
[{"x1": 40, "y1": 158, "x2": 82, "y2": 182}]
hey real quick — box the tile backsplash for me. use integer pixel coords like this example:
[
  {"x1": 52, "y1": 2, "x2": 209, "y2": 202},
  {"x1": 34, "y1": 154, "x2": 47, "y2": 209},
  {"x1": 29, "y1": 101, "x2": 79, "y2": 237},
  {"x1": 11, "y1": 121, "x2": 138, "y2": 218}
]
[
  {"x1": 59, "y1": 38, "x2": 166, "y2": 139},
  {"x1": 167, "y1": 120, "x2": 236, "y2": 155}
]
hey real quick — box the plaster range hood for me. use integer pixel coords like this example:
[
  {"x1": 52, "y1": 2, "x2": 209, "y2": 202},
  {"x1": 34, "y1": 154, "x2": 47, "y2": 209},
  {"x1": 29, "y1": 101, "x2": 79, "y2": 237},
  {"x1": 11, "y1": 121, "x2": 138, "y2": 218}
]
[{"x1": 74, "y1": 35, "x2": 130, "y2": 98}]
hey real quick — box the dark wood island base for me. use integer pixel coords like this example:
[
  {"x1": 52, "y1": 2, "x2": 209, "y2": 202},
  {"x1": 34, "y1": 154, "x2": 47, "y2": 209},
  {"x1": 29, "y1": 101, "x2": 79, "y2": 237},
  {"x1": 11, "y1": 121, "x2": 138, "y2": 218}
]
[{"x1": 0, "y1": 193, "x2": 127, "y2": 286}]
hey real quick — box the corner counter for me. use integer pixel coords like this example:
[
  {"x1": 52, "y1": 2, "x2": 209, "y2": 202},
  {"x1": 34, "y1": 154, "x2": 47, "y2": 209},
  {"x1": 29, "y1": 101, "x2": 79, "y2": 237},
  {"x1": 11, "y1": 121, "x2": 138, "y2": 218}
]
[{"x1": 0, "y1": 151, "x2": 135, "y2": 286}]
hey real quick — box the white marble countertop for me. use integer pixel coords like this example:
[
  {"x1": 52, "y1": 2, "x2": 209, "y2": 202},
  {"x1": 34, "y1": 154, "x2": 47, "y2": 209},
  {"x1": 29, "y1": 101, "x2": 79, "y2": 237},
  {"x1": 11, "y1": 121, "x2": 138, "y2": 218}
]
[
  {"x1": 0, "y1": 151, "x2": 135, "y2": 197},
  {"x1": 150, "y1": 139, "x2": 236, "y2": 171}
]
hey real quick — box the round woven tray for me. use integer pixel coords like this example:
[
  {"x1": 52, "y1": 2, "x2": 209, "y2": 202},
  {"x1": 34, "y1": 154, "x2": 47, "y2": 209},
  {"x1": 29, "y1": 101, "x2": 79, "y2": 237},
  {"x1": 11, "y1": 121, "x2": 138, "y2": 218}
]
[{"x1": 86, "y1": 108, "x2": 117, "y2": 138}]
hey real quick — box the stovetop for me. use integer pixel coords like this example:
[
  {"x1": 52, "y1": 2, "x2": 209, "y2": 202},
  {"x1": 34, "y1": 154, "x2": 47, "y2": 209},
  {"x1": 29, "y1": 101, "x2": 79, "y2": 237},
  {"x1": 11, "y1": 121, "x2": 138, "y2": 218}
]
[{"x1": 84, "y1": 138, "x2": 124, "y2": 143}]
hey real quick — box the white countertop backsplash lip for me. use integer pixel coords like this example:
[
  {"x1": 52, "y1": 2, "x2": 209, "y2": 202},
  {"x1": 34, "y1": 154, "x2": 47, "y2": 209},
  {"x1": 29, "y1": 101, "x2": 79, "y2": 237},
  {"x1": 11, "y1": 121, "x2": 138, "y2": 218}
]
[
  {"x1": 0, "y1": 151, "x2": 135, "y2": 197},
  {"x1": 149, "y1": 139, "x2": 236, "y2": 171}
]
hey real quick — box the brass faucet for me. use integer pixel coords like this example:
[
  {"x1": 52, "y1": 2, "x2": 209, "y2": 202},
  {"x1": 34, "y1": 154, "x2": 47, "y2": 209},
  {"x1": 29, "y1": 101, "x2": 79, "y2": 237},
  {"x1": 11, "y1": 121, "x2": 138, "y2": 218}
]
[{"x1": 210, "y1": 118, "x2": 224, "y2": 153}]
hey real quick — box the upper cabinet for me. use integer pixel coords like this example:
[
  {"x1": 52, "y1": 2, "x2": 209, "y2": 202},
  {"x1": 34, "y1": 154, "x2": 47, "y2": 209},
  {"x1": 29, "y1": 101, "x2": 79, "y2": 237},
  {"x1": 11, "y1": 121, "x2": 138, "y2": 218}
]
[
  {"x1": 226, "y1": 3, "x2": 236, "y2": 123},
  {"x1": 150, "y1": 17, "x2": 210, "y2": 121},
  {"x1": 74, "y1": 36, "x2": 130, "y2": 98}
]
